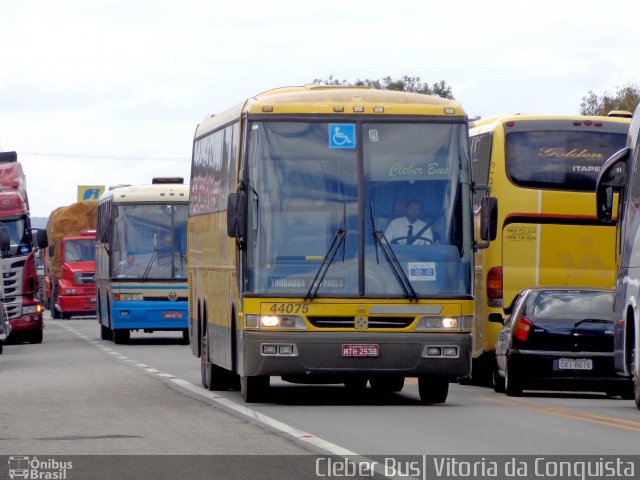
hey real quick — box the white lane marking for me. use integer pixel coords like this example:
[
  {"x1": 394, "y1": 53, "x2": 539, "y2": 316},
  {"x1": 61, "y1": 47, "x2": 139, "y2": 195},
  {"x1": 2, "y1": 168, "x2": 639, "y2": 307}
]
[
  {"x1": 50, "y1": 320, "x2": 394, "y2": 467},
  {"x1": 170, "y1": 378, "x2": 357, "y2": 456}
]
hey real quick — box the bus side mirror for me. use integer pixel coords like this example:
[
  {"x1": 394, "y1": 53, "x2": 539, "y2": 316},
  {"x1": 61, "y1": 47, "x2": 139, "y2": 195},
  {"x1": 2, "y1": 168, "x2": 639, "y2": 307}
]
[
  {"x1": 476, "y1": 196, "x2": 498, "y2": 250},
  {"x1": 226, "y1": 192, "x2": 247, "y2": 241},
  {"x1": 596, "y1": 147, "x2": 630, "y2": 222},
  {"x1": 0, "y1": 226, "x2": 10, "y2": 257},
  {"x1": 488, "y1": 313, "x2": 504, "y2": 324}
]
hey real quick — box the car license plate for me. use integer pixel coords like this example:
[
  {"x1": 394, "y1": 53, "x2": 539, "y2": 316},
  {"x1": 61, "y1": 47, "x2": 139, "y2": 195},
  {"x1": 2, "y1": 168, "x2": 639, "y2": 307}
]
[
  {"x1": 163, "y1": 312, "x2": 184, "y2": 319},
  {"x1": 555, "y1": 358, "x2": 593, "y2": 370},
  {"x1": 342, "y1": 344, "x2": 379, "y2": 357}
]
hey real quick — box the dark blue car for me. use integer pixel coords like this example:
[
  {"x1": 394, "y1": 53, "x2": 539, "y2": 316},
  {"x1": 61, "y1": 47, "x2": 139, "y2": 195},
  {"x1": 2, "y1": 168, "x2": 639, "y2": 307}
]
[{"x1": 492, "y1": 287, "x2": 633, "y2": 398}]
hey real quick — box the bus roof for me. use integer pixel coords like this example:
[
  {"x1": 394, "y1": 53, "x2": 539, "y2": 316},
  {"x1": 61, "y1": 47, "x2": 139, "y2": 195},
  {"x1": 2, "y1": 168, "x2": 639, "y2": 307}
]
[
  {"x1": 196, "y1": 85, "x2": 465, "y2": 138},
  {"x1": 469, "y1": 113, "x2": 631, "y2": 130},
  {"x1": 99, "y1": 183, "x2": 189, "y2": 204}
]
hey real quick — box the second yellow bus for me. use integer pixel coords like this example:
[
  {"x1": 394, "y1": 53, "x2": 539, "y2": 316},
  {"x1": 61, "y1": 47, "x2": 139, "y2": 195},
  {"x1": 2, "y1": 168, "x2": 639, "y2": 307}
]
[{"x1": 469, "y1": 113, "x2": 630, "y2": 383}]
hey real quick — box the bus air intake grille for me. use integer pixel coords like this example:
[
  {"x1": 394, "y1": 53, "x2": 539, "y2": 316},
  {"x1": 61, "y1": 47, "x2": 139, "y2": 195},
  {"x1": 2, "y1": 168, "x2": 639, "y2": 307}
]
[{"x1": 307, "y1": 316, "x2": 414, "y2": 328}]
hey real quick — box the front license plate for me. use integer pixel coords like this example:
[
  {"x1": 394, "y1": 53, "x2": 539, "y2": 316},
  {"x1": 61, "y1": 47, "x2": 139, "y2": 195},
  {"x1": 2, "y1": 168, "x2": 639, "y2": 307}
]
[
  {"x1": 163, "y1": 312, "x2": 184, "y2": 319},
  {"x1": 342, "y1": 344, "x2": 379, "y2": 357},
  {"x1": 555, "y1": 358, "x2": 593, "y2": 370}
]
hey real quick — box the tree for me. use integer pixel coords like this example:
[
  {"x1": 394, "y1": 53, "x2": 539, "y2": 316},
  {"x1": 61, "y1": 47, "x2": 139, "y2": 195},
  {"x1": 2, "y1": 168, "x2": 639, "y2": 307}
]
[
  {"x1": 580, "y1": 83, "x2": 640, "y2": 116},
  {"x1": 311, "y1": 75, "x2": 455, "y2": 99}
]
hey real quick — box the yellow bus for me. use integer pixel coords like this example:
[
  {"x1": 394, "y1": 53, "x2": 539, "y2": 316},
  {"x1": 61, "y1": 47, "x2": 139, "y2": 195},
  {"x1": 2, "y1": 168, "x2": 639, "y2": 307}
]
[
  {"x1": 469, "y1": 113, "x2": 630, "y2": 383},
  {"x1": 188, "y1": 85, "x2": 497, "y2": 403}
]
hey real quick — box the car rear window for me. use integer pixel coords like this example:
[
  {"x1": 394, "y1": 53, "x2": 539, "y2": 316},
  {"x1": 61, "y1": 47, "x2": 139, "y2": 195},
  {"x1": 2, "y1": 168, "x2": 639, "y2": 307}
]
[{"x1": 531, "y1": 290, "x2": 614, "y2": 321}]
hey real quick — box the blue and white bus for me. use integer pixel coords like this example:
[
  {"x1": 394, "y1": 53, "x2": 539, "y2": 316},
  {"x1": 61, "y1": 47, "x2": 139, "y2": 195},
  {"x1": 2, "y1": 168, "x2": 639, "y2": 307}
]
[{"x1": 96, "y1": 178, "x2": 189, "y2": 344}]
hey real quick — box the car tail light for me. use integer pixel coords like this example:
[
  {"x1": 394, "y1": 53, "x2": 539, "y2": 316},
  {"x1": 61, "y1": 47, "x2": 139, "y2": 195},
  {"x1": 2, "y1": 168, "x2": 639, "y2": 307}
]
[
  {"x1": 514, "y1": 316, "x2": 533, "y2": 342},
  {"x1": 487, "y1": 267, "x2": 503, "y2": 300}
]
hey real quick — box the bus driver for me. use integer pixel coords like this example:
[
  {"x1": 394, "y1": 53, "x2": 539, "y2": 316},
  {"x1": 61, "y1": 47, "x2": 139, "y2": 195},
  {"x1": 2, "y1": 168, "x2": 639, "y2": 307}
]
[{"x1": 385, "y1": 200, "x2": 433, "y2": 245}]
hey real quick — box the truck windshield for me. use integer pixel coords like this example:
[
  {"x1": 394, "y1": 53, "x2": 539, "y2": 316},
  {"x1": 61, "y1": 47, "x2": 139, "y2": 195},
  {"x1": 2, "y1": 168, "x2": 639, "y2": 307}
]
[
  {"x1": 64, "y1": 239, "x2": 95, "y2": 262},
  {"x1": 0, "y1": 217, "x2": 32, "y2": 256},
  {"x1": 244, "y1": 120, "x2": 472, "y2": 297},
  {"x1": 112, "y1": 203, "x2": 188, "y2": 280}
]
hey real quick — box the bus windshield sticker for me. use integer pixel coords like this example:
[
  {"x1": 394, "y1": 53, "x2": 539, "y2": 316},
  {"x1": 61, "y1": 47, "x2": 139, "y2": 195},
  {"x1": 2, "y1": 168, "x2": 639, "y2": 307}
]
[
  {"x1": 329, "y1": 124, "x2": 356, "y2": 149},
  {"x1": 368, "y1": 129, "x2": 379, "y2": 142},
  {"x1": 408, "y1": 262, "x2": 436, "y2": 281}
]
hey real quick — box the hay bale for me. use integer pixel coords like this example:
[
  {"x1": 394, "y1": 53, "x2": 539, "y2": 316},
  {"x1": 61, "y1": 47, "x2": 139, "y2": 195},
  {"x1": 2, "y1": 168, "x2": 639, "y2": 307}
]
[{"x1": 45, "y1": 201, "x2": 97, "y2": 280}]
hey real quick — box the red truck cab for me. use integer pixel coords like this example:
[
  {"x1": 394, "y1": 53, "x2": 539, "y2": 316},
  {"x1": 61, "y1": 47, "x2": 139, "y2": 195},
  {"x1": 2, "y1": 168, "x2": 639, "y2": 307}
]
[
  {"x1": 46, "y1": 230, "x2": 96, "y2": 319},
  {"x1": 0, "y1": 152, "x2": 47, "y2": 344}
]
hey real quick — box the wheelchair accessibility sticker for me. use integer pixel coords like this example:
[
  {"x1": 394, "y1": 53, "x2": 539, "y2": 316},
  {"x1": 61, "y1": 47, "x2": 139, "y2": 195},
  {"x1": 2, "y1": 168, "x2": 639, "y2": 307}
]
[{"x1": 329, "y1": 124, "x2": 356, "y2": 149}]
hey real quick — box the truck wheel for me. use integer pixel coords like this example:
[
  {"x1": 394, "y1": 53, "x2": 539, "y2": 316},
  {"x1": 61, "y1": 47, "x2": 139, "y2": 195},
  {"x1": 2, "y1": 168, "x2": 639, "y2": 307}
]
[{"x1": 51, "y1": 293, "x2": 61, "y2": 319}]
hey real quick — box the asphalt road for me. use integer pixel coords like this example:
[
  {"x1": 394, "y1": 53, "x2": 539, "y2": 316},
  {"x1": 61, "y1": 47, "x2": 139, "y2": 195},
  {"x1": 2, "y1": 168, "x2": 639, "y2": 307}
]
[{"x1": 2, "y1": 313, "x2": 640, "y2": 459}]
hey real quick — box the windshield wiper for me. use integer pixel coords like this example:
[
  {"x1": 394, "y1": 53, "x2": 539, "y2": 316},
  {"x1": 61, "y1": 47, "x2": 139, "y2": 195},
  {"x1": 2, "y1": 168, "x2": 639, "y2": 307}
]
[
  {"x1": 370, "y1": 203, "x2": 418, "y2": 301},
  {"x1": 574, "y1": 318, "x2": 613, "y2": 327},
  {"x1": 305, "y1": 229, "x2": 346, "y2": 301},
  {"x1": 142, "y1": 249, "x2": 159, "y2": 281}
]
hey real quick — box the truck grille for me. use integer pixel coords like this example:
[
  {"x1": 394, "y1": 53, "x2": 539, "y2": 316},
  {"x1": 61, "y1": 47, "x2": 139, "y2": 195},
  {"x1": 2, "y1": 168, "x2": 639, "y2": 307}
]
[
  {"x1": 307, "y1": 316, "x2": 414, "y2": 329},
  {"x1": 1, "y1": 258, "x2": 25, "y2": 320},
  {"x1": 75, "y1": 272, "x2": 95, "y2": 285}
]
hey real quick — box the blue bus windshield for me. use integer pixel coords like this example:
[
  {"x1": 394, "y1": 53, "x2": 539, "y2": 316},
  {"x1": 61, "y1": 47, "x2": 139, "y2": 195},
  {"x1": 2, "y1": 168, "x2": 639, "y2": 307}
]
[{"x1": 112, "y1": 203, "x2": 188, "y2": 280}]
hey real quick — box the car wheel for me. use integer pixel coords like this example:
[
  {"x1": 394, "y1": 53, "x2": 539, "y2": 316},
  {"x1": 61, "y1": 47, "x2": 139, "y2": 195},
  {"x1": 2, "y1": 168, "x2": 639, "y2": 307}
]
[
  {"x1": 370, "y1": 375, "x2": 405, "y2": 393},
  {"x1": 492, "y1": 365, "x2": 505, "y2": 393},
  {"x1": 240, "y1": 375, "x2": 270, "y2": 403},
  {"x1": 418, "y1": 375, "x2": 449, "y2": 404},
  {"x1": 504, "y1": 360, "x2": 523, "y2": 396}
]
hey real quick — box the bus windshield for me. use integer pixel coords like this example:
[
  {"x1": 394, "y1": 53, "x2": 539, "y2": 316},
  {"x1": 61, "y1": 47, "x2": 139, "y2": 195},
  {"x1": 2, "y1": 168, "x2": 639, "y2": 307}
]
[
  {"x1": 112, "y1": 203, "x2": 188, "y2": 280},
  {"x1": 506, "y1": 129, "x2": 627, "y2": 191},
  {"x1": 245, "y1": 120, "x2": 472, "y2": 297}
]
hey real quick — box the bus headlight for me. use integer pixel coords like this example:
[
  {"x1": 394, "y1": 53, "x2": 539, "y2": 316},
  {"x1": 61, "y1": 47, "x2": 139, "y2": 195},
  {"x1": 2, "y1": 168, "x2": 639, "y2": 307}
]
[
  {"x1": 245, "y1": 314, "x2": 307, "y2": 330},
  {"x1": 115, "y1": 293, "x2": 144, "y2": 301},
  {"x1": 415, "y1": 316, "x2": 472, "y2": 331}
]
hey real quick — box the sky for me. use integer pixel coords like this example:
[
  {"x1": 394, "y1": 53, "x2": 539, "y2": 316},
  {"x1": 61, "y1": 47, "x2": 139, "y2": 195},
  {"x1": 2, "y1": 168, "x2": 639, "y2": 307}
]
[{"x1": 1, "y1": 0, "x2": 639, "y2": 217}]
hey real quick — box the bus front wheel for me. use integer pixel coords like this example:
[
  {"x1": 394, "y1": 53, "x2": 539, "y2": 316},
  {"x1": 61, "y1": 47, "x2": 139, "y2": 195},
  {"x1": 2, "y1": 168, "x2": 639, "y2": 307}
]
[
  {"x1": 241, "y1": 375, "x2": 269, "y2": 403},
  {"x1": 418, "y1": 375, "x2": 449, "y2": 404},
  {"x1": 101, "y1": 324, "x2": 113, "y2": 341}
]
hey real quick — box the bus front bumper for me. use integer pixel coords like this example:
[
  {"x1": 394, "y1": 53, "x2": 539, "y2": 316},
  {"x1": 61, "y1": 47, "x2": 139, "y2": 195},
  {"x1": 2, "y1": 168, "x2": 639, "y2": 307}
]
[{"x1": 240, "y1": 331, "x2": 472, "y2": 380}]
